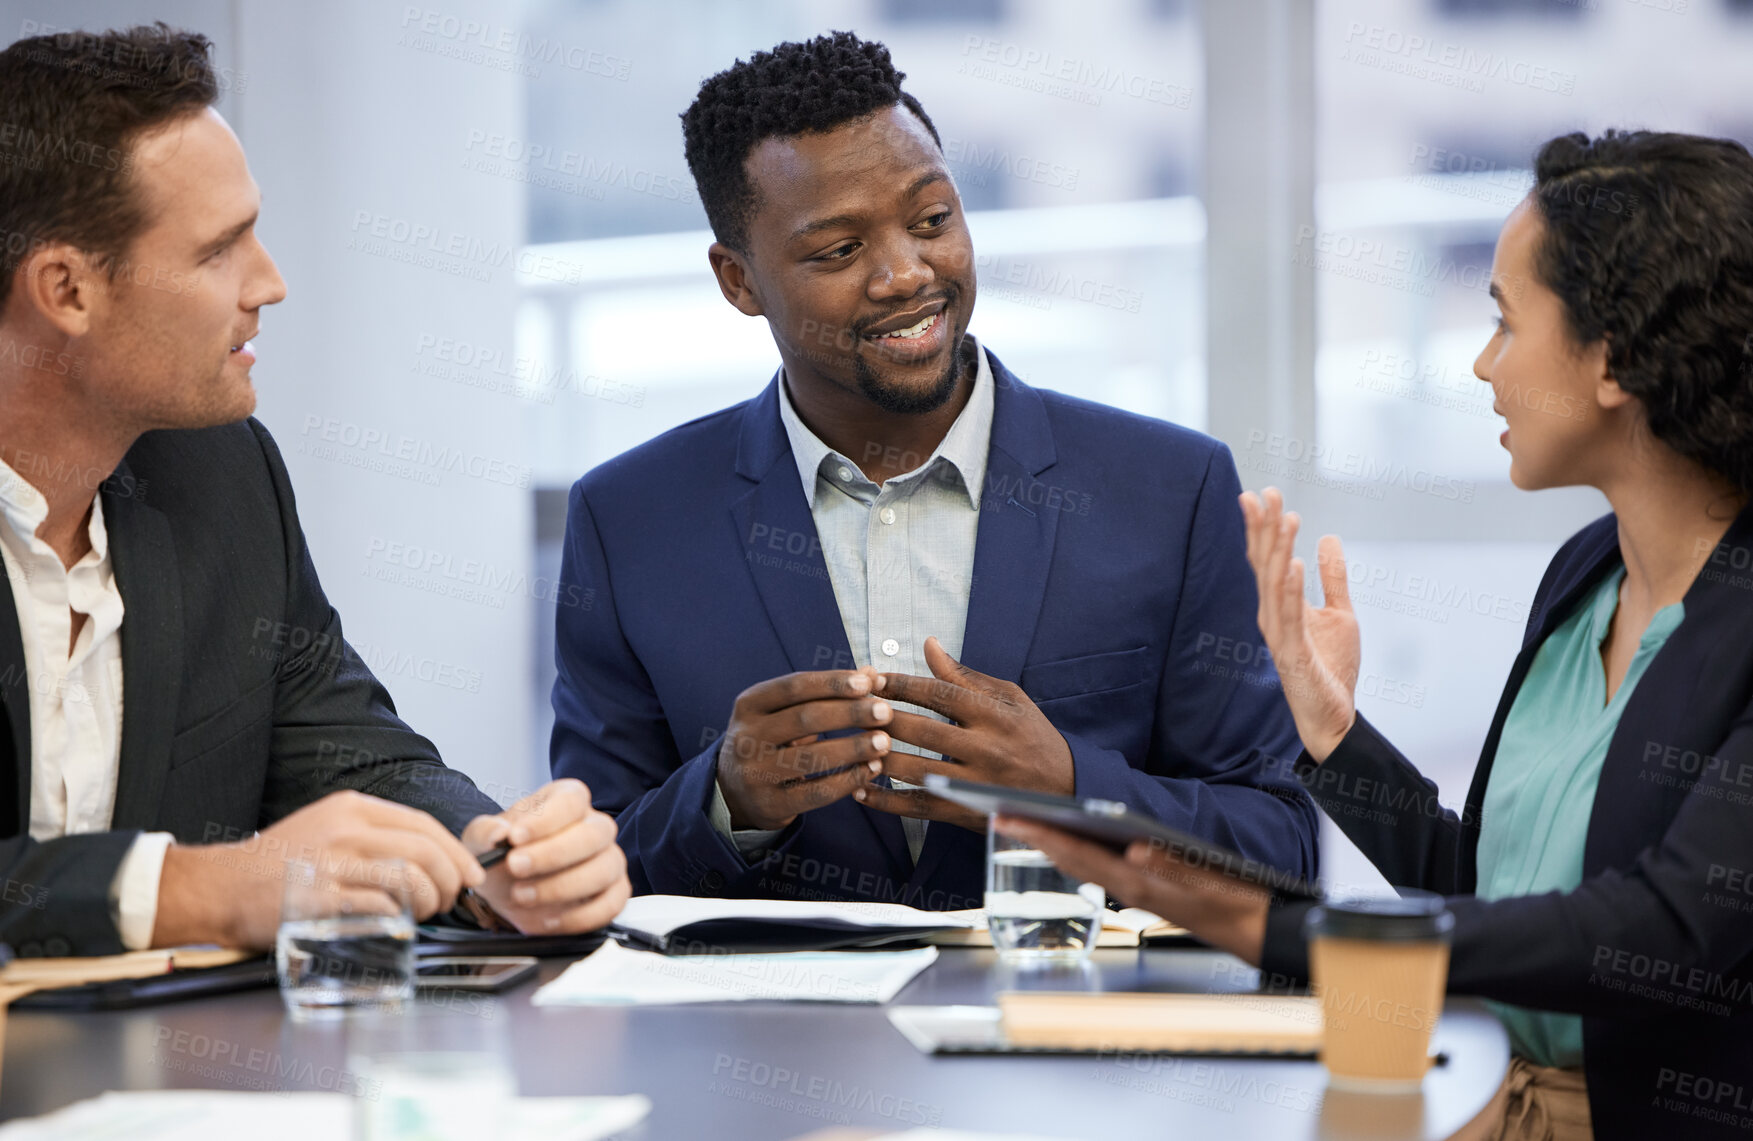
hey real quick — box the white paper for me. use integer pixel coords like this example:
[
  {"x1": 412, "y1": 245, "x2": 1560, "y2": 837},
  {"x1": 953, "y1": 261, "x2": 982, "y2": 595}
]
[
  {"x1": 532, "y1": 939, "x2": 938, "y2": 1006},
  {"x1": 0, "y1": 1090, "x2": 651, "y2": 1141},
  {"x1": 611, "y1": 894, "x2": 978, "y2": 942},
  {"x1": 1109, "y1": 907, "x2": 1173, "y2": 933},
  {"x1": 876, "y1": 1131, "x2": 1072, "y2": 1141}
]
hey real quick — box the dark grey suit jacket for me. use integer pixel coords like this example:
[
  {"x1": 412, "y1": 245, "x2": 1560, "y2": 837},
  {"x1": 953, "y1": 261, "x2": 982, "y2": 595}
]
[{"x1": 0, "y1": 418, "x2": 500, "y2": 956}]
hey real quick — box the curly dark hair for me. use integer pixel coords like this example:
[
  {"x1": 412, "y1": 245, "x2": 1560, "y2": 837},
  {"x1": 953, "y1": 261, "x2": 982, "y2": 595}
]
[
  {"x1": 1531, "y1": 129, "x2": 1753, "y2": 495},
  {"x1": 680, "y1": 30, "x2": 940, "y2": 254},
  {"x1": 0, "y1": 23, "x2": 217, "y2": 311}
]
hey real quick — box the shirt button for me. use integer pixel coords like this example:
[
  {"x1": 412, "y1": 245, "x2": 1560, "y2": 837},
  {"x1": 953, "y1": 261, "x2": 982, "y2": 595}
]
[
  {"x1": 881, "y1": 638, "x2": 901, "y2": 657},
  {"x1": 837, "y1": 466, "x2": 854, "y2": 482},
  {"x1": 880, "y1": 507, "x2": 897, "y2": 525}
]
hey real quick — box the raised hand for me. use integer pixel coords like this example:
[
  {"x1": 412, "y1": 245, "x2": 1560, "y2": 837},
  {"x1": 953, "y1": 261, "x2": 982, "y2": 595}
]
[{"x1": 1238, "y1": 487, "x2": 1361, "y2": 761}]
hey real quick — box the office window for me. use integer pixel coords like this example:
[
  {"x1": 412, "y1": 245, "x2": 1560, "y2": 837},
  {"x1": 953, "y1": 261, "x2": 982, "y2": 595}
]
[
  {"x1": 502, "y1": 0, "x2": 1753, "y2": 854},
  {"x1": 1309, "y1": 0, "x2": 1753, "y2": 871},
  {"x1": 515, "y1": 0, "x2": 1206, "y2": 491}
]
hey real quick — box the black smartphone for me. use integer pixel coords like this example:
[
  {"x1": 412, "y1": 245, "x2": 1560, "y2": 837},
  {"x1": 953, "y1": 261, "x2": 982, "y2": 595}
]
[{"x1": 413, "y1": 956, "x2": 539, "y2": 992}]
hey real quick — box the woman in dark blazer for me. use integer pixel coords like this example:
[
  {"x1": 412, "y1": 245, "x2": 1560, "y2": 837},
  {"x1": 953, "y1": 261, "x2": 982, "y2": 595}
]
[{"x1": 1001, "y1": 129, "x2": 1753, "y2": 1141}]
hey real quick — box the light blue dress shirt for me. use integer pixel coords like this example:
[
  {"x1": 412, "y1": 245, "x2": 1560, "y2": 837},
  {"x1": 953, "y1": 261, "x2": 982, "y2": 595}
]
[
  {"x1": 710, "y1": 338, "x2": 997, "y2": 864},
  {"x1": 1476, "y1": 564, "x2": 1684, "y2": 1067}
]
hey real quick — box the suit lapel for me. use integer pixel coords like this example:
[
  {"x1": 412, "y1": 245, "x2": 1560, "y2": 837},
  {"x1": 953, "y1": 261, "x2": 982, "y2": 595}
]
[
  {"x1": 729, "y1": 470, "x2": 851, "y2": 677},
  {"x1": 103, "y1": 465, "x2": 183, "y2": 831},
  {"x1": 0, "y1": 561, "x2": 27, "y2": 837},
  {"x1": 912, "y1": 352, "x2": 1060, "y2": 890},
  {"x1": 729, "y1": 378, "x2": 912, "y2": 874}
]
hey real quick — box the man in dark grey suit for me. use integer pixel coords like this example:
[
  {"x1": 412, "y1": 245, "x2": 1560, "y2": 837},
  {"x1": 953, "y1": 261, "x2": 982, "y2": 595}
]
[{"x1": 0, "y1": 25, "x2": 629, "y2": 956}]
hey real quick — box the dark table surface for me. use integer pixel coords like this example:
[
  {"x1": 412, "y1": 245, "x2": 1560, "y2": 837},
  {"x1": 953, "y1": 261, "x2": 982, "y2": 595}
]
[{"x1": 1, "y1": 947, "x2": 1508, "y2": 1140}]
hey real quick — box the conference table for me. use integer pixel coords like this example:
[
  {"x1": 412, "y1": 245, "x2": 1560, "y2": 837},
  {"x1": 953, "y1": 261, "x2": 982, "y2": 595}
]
[{"x1": 1, "y1": 946, "x2": 1510, "y2": 1140}]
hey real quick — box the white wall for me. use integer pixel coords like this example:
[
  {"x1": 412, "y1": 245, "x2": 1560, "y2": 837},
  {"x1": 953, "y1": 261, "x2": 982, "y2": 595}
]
[{"x1": 7, "y1": 0, "x2": 541, "y2": 805}]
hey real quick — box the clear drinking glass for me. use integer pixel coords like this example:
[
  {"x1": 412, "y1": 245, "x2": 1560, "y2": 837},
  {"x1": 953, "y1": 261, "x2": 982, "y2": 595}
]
[
  {"x1": 347, "y1": 1004, "x2": 516, "y2": 1141},
  {"x1": 276, "y1": 857, "x2": 416, "y2": 1019},
  {"x1": 984, "y1": 817, "x2": 1104, "y2": 966}
]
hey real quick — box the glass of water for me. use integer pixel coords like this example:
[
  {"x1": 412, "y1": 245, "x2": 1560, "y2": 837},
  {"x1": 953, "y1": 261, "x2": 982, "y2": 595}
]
[
  {"x1": 276, "y1": 857, "x2": 416, "y2": 1019},
  {"x1": 348, "y1": 1004, "x2": 516, "y2": 1141},
  {"x1": 984, "y1": 817, "x2": 1104, "y2": 966}
]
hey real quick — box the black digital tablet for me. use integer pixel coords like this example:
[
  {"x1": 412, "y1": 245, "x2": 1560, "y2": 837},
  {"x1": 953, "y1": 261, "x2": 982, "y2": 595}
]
[
  {"x1": 414, "y1": 925, "x2": 608, "y2": 959},
  {"x1": 922, "y1": 773, "x2": 1323, "y2": 902}
]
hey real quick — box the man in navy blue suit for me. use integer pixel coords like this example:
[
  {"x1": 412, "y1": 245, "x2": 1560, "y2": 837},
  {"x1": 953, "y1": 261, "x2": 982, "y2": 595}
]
[{"x1": 550, "y1": 32, "x2": 1319, "y2": 909}]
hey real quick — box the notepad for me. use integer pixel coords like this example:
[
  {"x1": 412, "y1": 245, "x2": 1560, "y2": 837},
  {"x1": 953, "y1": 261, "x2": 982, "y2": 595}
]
[
  {"x1": 0, "y1": 945, "x2": 252, "y2": 990},
  {"x1": 609, "y1": 894, "x2": 976, "y2": 953},
  {"x1": 999, "y1": 991, "x2": 1323, "y2": 1053},
  {"x1": 0, "y1": 1090, "x2": 652, "y2": 1140},
  {"x1": 888, "y1": 993, "x2": 1323, "y2": 1057},
  {"x1": 532, "y1": 939, "x2": 938, "y2": 1005}
]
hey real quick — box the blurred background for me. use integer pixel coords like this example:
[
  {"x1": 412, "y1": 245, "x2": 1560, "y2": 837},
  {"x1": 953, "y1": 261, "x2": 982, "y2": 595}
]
[{"x1": 6, "y1": 0, "x2": 1749, "y2": 892}]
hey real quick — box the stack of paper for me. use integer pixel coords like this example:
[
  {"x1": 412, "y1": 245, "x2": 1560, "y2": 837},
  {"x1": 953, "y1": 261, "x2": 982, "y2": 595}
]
[
  {"x1": 532, "y1": 939, "x2": 938, "y2": 1006},
  {"x1": 0, "y1": 1090, "x2": 651, "y2": 1140}
]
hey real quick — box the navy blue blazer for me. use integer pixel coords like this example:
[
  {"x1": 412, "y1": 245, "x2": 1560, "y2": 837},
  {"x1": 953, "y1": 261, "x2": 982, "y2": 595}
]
[
  {"x1": 1264, "y1": 505, "x2": 1753, "y2": 1141},
  {"x1": 551, "y1": 348, "x2": 1318, "y2": 910}
]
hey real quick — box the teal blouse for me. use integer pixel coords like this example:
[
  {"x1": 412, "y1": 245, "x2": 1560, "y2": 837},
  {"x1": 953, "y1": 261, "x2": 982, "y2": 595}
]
[{"x1": 1475, "y1": 564, "x2": 1684, "y2": 1068}]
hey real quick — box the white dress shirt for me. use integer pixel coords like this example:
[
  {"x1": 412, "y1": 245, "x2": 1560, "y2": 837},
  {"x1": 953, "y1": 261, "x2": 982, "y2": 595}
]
[
  {"x1": 710, "y1": 337, "x2": 996, "y2": 864},
  {"x1": 0, "y1": 455, "x2": 172, "y2": 950}
]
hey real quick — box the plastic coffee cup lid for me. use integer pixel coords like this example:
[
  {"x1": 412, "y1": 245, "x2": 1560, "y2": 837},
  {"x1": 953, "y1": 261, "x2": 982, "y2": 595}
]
[{"x1": 1304, "y1": 892, "x2": 1455, "y2": 942}]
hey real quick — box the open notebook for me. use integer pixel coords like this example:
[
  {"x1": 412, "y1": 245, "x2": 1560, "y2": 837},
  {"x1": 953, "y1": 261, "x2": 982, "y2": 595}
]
[
  {"x1": 609, "y1": 896, "x2": 978, "y2": 954},
  {"x1": 608, "y1": 897, "x2": 1191, "y2": 954}
]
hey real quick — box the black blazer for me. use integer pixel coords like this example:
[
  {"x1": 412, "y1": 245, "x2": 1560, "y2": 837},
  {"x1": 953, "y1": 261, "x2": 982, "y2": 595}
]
[
  {"x1": 1262, "y1": 505, "x2": 1753, "y2": 1141},
  {"x1": 0, "y1": 419, "x2": 499, "y2": 957}
]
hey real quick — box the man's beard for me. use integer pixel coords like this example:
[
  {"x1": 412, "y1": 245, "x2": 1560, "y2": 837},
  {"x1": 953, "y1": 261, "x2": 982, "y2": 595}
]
[{"x1": 853, "y1": 325, "x2": 971, "y2": 415}]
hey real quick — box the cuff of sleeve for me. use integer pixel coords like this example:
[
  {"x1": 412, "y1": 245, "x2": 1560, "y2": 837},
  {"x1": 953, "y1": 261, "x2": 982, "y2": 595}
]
[
  {"x1": 1313, "y1": 714, "x2": 1382, "y2": 774},
  {"x1": 112, "y1": 832, "x2": 175, "y2": 950},
  {"x1": 1259, "y1": 899, "x2": 1317, "y2": 984},
  {"x1": 708, "y1": 778, "x2": 786, "y2": 859},
  {"x1": 1065, "y1": 730, "x2": 1145, "y2": 804}
]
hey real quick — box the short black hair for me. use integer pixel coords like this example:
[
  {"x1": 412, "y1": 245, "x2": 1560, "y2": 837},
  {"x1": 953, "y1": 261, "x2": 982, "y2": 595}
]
[
  {"x1": 1531, "y1": 129, "x2": 1753, "y2": 496},
  {"x1": 681, "y1": 30, "x2": 940, "y2": 254},
  {"x1": 0, "y1": 23, "x2": 218, "y2": 311}
]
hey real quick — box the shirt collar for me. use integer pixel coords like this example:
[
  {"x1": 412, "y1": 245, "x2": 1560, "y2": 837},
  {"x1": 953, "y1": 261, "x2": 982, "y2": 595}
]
[
  {"x1": 775, "y1": 333, "x2": 994, "y2": 512},
  {"x1": 0, "y1": 452, "x2": 109, "y2": 567}
]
